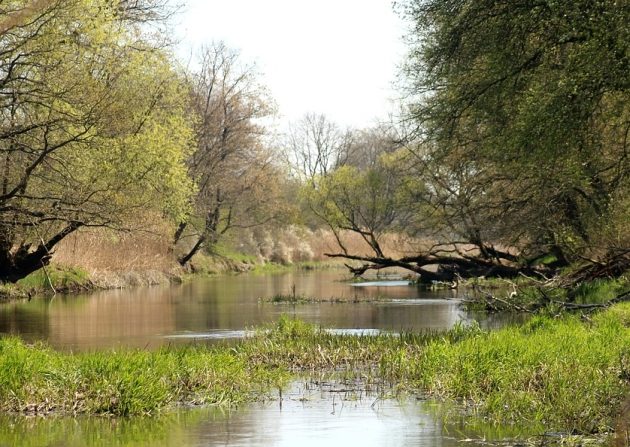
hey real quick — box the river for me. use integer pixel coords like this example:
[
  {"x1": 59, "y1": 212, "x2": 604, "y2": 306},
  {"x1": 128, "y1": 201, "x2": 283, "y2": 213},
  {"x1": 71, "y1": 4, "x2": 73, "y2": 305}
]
[{"x1": 0, "y1": 270, "x2": 526, "y2": 446}]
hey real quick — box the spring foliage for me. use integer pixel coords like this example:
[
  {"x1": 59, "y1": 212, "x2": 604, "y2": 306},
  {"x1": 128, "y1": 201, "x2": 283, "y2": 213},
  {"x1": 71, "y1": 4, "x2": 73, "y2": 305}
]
[{"x1": 0, "y1": 0, "x2": 194, "y2": 281}]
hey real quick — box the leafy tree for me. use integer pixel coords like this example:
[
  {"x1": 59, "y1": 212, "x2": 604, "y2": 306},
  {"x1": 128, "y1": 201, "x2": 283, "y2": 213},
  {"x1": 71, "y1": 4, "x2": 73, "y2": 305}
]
[
  {"x1": 397, "y1": 0, "x2": 629, "y2": 278},
  {"x1": 0, "y1": 0, "x2": 194, "y2": 282},
  {"x1": 306, "y1": 0, "x2": 629, "y2": 281},
  {"x1": 303, "y1": 149, "x2": 423, "y2": 259}
]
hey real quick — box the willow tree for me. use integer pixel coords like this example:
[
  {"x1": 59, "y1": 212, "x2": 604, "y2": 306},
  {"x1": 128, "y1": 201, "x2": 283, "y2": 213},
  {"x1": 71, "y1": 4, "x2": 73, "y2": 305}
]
[{"x1": 0, "y1": 0, "x2": 194, "y2": 282}]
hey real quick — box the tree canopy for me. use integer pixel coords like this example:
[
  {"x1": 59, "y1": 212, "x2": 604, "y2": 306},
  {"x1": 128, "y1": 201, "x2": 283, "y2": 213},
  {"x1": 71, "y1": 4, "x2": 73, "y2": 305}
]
[
  {"x1": 302, "y1": 0, "x2": 629, "y2": 282},
  {"x1": 0, "y1": 0, "x2": 194, "y2": 281}
]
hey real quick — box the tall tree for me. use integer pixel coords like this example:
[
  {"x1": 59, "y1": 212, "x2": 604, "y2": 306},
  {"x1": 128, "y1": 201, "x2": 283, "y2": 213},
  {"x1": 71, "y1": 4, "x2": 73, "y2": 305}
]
[
  {"x1": 284, "y1": 113, "x2": 353, "y2": 181},
  {"x1": 306, "y1": 0, "x2": 629, "y2": 281},
  {"x1": 0, "y1": 0, "x2": 194, "y2": 282},
  {"x1": 399, "y1": 0, "x2": 630, "y2": 275},
  {"x1": 175, "y1": 43, "x2": 282, "y2": 266}
]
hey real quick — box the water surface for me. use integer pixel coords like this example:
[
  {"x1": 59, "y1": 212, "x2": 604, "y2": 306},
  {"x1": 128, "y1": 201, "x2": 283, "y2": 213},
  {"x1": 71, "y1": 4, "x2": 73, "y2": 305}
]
[
  {"x1": 0, "y1": 382, "x2": 536, "y2": 447},
  {"x1": 0, "y1": 270, "x2": 531, "y2": 446},
  {"x1": 0, "y1": 270, "x2": 506, "y2": 351}
]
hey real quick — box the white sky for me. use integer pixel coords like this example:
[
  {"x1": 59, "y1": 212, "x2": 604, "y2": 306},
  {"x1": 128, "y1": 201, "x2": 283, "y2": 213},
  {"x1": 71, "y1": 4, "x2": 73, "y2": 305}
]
[{"x1": 173, "y1": 0, "x2": 408, "y2": 129}]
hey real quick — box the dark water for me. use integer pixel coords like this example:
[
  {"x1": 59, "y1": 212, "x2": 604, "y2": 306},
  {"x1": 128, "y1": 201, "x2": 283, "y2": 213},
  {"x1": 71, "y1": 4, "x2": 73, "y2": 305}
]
[{"x1": 0, "y1": 270, "x2": 527, "y2": 446}]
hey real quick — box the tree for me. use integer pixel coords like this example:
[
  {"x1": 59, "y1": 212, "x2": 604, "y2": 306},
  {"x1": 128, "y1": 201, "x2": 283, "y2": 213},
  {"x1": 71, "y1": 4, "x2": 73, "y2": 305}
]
[
  {"x1": 303, "y1": 148, "x2": 422, "y2": 256},
  {"x1": 305, "y1": 0, "x2": 629, "y2": 282},
  {"x1": 398, "y1": 0, "x2": 630, "y2": 278},
  {"x1": 175, "y1": 42, "x2": 284, "y2": 266},
  {"x1": 0, "y1": 0, "x2": 194, "y2": 282},
  {"x1": 284, "y1": 113, "x2": 353, "y2": 181}
]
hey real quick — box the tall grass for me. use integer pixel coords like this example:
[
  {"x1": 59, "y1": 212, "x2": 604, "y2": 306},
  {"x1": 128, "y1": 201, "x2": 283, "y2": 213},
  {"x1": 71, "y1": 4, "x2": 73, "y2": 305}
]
[
  {"x1": 408, "y1": 310, "x2": 630, "y2": 433},
  {"x1": 0, "y1": 339, "x2": 287, "y2": 416},
  {"x1": 237, "y1": 313, "x2": 630, "y2": 434}
]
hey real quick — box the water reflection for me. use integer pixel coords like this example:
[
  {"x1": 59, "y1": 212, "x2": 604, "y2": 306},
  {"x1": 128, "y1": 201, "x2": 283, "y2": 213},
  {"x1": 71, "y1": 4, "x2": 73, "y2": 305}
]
[
  {"x1": 0, "y1": 382, "x2": 535, "y2": 447},
  {"x1": 0, "y1": 270, "x2": 514, "y2": 352}
]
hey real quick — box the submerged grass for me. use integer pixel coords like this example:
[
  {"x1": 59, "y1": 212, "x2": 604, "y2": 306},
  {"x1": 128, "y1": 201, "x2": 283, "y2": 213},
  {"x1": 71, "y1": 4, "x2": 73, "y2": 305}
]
[
  {"x1": 239, "y1": 311, "x2": 630, "y2": 435},
  {"x1": 263, "y1": 293, "x2": 385, "y2": 304},
  {"x1": 1, "y1": 307, "x2": 630, "y2": 437}
]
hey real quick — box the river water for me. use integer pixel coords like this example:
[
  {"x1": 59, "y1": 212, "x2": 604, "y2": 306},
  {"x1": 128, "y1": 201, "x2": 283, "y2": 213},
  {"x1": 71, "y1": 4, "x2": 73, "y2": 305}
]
[{"x1": 0, "y1": 270, "x2": 526, "y2": 446}]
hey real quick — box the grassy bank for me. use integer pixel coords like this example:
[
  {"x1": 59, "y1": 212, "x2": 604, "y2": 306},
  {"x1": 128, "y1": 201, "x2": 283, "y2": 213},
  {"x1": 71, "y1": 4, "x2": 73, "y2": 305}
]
[
  {"x1": 1, "y1": 306, "x2": 629, "y2": 437},
  {"x1": 0, "y1": 338, "x2": 288, "y2": 416},
  {"x1": 0, "y1": 264, "x2": 183, "y2": 302},
  {"x1": 0, "y1": 265, "x2": 93, "y2": 301}
]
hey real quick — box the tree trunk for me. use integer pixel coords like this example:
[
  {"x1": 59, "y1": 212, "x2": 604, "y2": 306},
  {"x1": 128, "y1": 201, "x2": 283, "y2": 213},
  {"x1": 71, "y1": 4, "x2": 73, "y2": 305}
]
[
  {"x1": 0, "y1": 221, "x2": 82, "y2": 283},
  {"x1": 178, "y1": 234, "x2": 206, "y2": 266}
]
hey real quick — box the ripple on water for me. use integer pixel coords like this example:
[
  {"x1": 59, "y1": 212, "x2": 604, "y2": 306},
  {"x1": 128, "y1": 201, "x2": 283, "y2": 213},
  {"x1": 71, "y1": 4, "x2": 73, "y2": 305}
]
[{"x1": 350, "y1": 281, "x2": 413, "y2": 287}]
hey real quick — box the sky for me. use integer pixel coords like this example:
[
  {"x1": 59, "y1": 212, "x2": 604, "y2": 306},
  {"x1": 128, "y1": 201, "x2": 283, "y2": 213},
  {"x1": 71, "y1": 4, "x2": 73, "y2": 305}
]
[{"x1": 173, "y1": 0, "x2": 408, "y2": 129}]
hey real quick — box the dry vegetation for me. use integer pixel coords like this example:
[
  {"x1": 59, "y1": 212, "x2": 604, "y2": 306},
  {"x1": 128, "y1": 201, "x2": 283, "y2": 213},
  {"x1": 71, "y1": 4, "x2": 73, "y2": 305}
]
[{"x1": 47, "y1": 224, "x2": 428, "y2": 288}]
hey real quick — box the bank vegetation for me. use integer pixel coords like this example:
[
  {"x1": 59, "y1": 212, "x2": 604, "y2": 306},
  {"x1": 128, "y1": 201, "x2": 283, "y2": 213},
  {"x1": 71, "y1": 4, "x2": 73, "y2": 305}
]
[{"x1": 0, "y1": 307, "x2": 629, "y2": 441}]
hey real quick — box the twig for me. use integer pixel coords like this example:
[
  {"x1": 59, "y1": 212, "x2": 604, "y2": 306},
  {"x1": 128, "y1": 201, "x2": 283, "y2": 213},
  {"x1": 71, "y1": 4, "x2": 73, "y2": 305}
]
[{"x1": 29, "y1": 217, "x2": 56, "y2": 296}]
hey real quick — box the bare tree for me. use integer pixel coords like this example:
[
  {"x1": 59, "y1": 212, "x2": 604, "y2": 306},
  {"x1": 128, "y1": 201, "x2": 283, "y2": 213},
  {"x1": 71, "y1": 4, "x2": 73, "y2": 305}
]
[
  {"x1": 175, "y1": 42, "x2": 282, "y2": 266},
  {"x1": 284, "y1": 113, "x2": 353, "y2": 181}
]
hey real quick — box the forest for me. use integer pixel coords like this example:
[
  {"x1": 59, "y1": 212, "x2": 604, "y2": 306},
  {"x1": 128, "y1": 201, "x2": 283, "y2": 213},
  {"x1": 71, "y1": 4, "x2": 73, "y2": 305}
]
[{"x1": 0, "y1": 0, "x2": 628, "y2": 296}]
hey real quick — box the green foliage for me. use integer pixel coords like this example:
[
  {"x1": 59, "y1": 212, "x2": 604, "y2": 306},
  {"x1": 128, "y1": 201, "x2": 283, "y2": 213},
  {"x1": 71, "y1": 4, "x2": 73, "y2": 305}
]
[
  {"x1": 0, "y1": 0, "x2": 195, "y2": 282},
  {"x1": 408, "y1": 309, "x2": 630, "y2": 433},
  {"x1": 300, "y1": 150, "x2": 421, "y2": 238},
  {"x1": 398, "y1": 0, "x2": 630, "y2": 263}
]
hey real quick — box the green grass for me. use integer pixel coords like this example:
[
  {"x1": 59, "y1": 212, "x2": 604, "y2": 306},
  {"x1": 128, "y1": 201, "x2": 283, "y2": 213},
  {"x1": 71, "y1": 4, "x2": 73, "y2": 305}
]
[
  {"x1": 16, "y1": 265, "x2": 91, "y2": 291},
  {"x1": 570, "y1": 278, "x2": 629, "y2": 304},
  {"x1": 1, "y1": 307, "x2": 630, "y2": 436},
  {"x1": 0, "y1": 264, "x2": 92, "y2": 300},
  {"x1": 238, "y1": 312, "x2": 630, "y2": 434},
  {"x1": 408, "y1": 311, "x2": 630, "y2": 433},
  {"x1": 0, "y1": 338, "x2": 288, "y2": 416},
  {"x1": 250, "y1": 260, "x2": 342, "y2": 275},
  {"x1": 211, "y1": 243, "x2": 258, "y2": 265}
]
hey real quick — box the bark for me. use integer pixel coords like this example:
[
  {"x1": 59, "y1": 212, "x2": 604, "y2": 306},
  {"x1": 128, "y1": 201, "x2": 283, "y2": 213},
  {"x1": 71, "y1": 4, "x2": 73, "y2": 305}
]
[
  {"x1": 178, "y1": 195, "x2": 222, "y2": 266},
  {"x1": 0, "y1": 221, "x2": 82, "y2": 283},
  {"x1": 327, "y1": 248, "x2": 552, "y2": 283},
  {"x1": 178, "y1": 233, "x2": 206, "y2": 266}
]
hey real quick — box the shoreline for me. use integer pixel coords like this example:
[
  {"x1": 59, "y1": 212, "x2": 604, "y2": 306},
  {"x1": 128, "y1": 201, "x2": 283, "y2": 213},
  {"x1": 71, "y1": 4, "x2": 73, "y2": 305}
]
[
  {"x1": 0, "y1": 308, "x2": 628, "y2": 443},
  {"x1": 0, "y1": 258, "x2": 345, "y2": 303}
]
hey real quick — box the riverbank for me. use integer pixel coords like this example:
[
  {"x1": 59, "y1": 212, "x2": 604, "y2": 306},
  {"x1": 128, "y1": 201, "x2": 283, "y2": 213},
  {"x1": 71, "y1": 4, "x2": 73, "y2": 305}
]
[
  {"x1": 1, "y1": 305, "x2": 629, "y2": 442},
  {"x1": 0, "y1": 256, "x2": 345, "y2": 302},
  {"x1": 0, "y1": 264, "x2": 183, "y2": 302}
]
